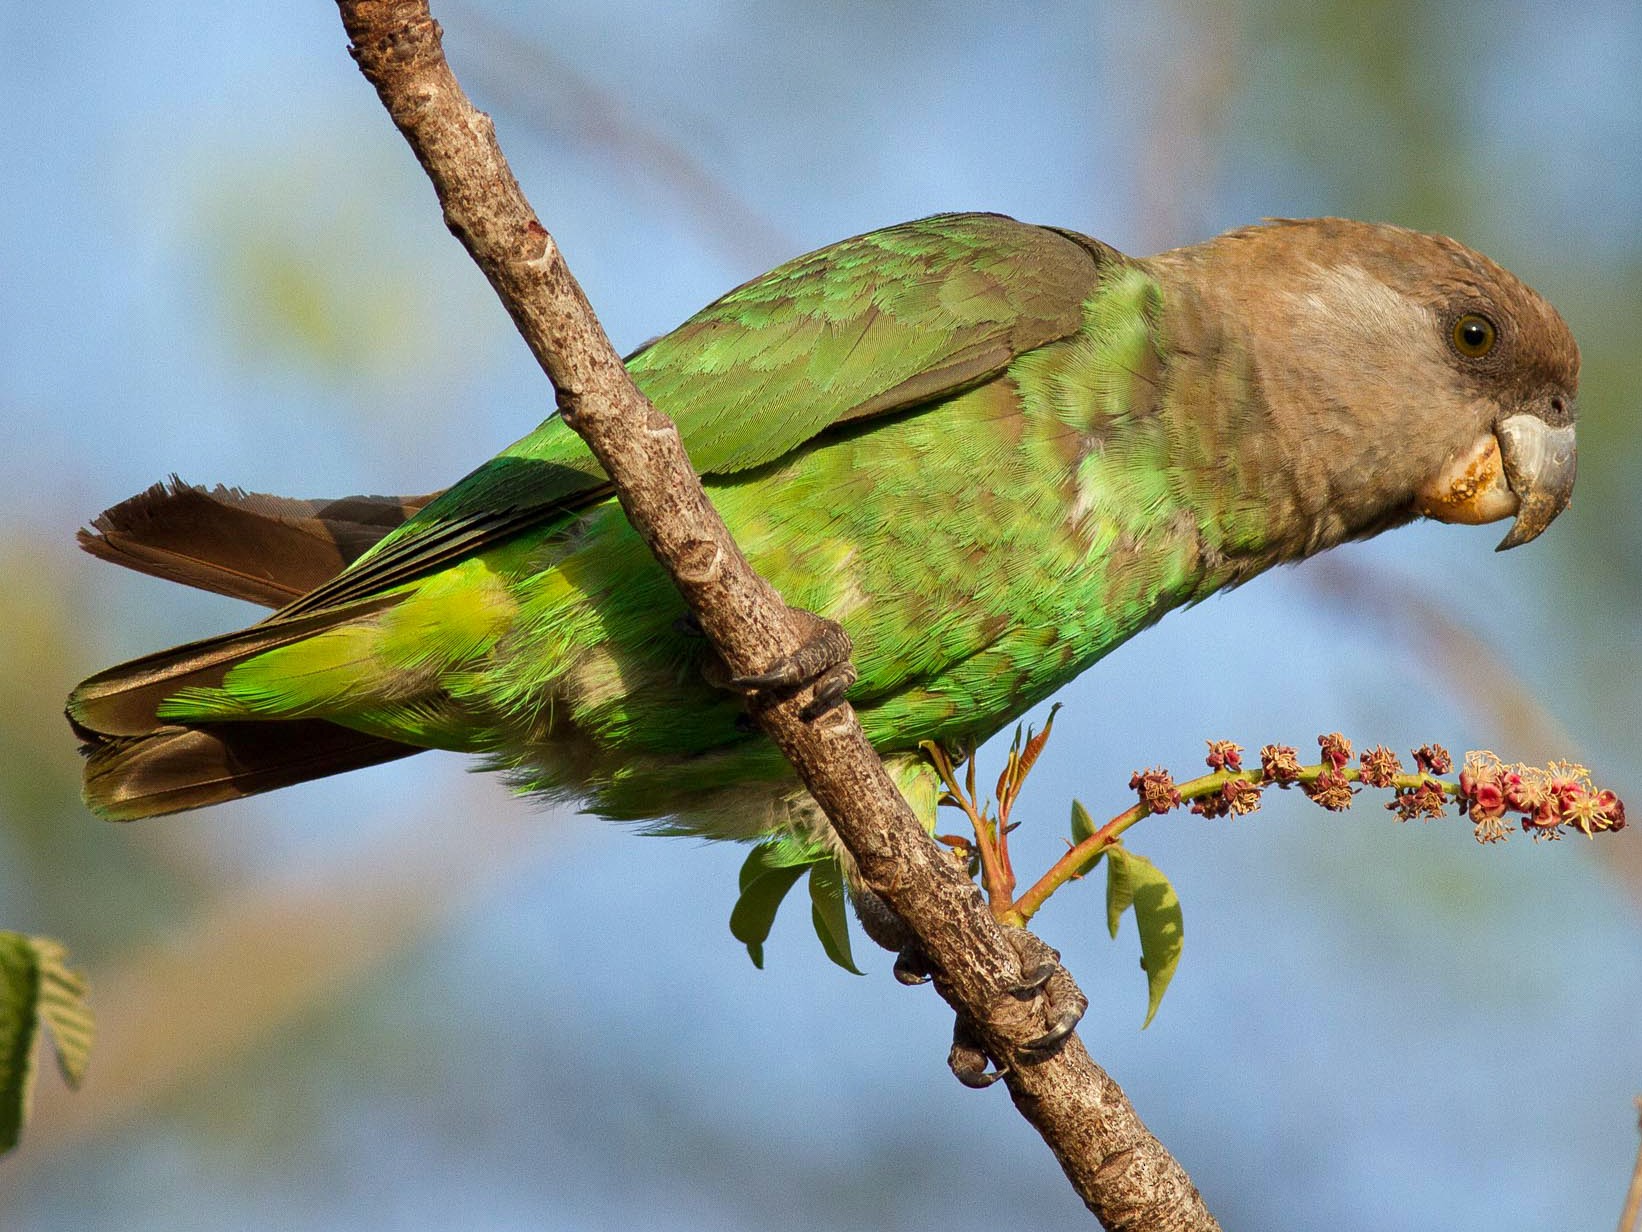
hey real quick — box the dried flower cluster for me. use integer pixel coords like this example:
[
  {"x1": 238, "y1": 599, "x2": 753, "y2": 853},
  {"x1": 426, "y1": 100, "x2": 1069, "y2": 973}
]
[
  {"x1": 1259, "y1": 744, "x2": 1302, "y2": 783},
  {"x1": 1191, "y1": 776, "x2": 1262, "y2": 819},
  {"x1": 1358, "y1": 745, "x2": 1401, "y2": 788},
  {"x1": 1130, "y1": 767, "x2": 1183, "y2": 815},
  {"x1": 1386, "y1": 777, "x2": 1449, "y2": 823}
]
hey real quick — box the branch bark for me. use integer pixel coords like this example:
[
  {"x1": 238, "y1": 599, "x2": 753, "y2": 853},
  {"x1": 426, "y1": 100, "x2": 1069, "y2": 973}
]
[{"x1": 333, "y1": 4, "x2": 1219, "y2": 1227}]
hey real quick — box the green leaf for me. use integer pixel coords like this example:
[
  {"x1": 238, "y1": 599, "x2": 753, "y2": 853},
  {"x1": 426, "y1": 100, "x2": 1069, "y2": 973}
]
[
  {"x1": 0, "y1": 933, "x2": 41, "y2": 1155},
  {"x1": 1069, "y1": 799, "x2": 1104, "y2": 877},
  {"x1": 33, "y1": 941, "x2": 92, "y2": 1088},
  {"x1": 731, "y1": 847, "x2": 808, "y2": 969},
  {"x1": 0, "y1": 933, "x2": 92, "y2": 1155},
  {"x1": 807, "y1": 861, "x2": 863, "y2": 976},
  {"x1": 1105, "y1": 845, "x2": 1136, "y2": 939},
  {"x1": 1070, "y1": 798, "x2": 1096, "y2": 842},
  {"x1": 1104, "y1": 850, "x2": 1184, "y2": 1027}
]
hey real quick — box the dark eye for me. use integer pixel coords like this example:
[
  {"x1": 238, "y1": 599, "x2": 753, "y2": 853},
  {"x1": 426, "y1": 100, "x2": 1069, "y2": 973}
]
[{"x1": 1451, "y1": 313, "x2": 1498, "y2": 359}]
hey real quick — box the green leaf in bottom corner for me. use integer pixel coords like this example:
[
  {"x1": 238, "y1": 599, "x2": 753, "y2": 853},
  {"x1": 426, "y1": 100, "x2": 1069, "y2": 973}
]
[
  {"x1": 0, "y1": 932, "x2": 93, "y2": 1155},
  {"x1": 1103, "y1": 849, "x2": 1184, "y2": 1028},
  {"x1": 807, "y1": 861, "x2": 863, "y2": 976},
  {"x1": 33, "y1": 941, "x2": 92, "y2": 1089},
  {"x1": 730, "y1": 847, "x2": 809, "y2": 969}
]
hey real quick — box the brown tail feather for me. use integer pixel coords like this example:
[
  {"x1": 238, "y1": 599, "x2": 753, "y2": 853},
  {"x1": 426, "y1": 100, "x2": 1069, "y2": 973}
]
[
  {"x1": 78, "y1": 477, "x2": 440, "y2": 607},
  {"x1": 81, "y1": 720, "x2": 422, "y2": 821},
  {"x1": 71, "y1": 478, "x2": 442, "y2": 820}
]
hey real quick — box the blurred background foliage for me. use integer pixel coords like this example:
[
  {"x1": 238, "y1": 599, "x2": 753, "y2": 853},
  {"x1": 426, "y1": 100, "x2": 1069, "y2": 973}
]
[{"x1": 1, "y1": 1, "x2": 1639, "y2": 1228}]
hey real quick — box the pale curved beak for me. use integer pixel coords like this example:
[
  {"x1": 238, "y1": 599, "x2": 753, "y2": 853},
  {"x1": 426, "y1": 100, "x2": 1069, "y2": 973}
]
[
  {"x1": 1493, "y1": 414, "x2": 1577, "y2": 551},
  {"x1": 1415, "y1": 412, "x2": 1576, "y2": 551}
]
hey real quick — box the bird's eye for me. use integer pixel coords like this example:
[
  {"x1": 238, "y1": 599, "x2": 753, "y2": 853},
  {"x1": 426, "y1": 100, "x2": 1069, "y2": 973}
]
[{"x1": 1451, "y1": 313, "x2": 1498, "y2": 359}]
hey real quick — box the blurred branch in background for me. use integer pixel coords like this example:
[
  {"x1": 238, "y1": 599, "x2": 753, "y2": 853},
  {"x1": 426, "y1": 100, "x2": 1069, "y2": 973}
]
[
  {"x1": 1621, "y1": 1098, "x2": 1642, "y2": 1232},
  {"x1": 446, "y1": 1, "x2": 795, "y2": 271},
  {"x1": 1126, "y1": 0, "x2": 1242, "y2": 250}
]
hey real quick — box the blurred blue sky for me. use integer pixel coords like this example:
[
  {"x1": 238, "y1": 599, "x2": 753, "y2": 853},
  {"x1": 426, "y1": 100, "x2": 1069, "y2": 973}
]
[{"x1": 2, "y1": 2, "x2": 1640, "y2": 1229}]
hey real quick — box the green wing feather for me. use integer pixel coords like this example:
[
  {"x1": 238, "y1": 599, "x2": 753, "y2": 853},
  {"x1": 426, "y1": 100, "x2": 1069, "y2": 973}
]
[{"x1": 275, "y1": 214, "x2": 1105, "y2": 618}]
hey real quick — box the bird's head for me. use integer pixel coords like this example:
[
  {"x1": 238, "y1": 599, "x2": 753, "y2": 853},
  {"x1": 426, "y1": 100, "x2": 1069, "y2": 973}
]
[{"x1": 1158, "y1": 218, "x2": 1579, "y2": 551}]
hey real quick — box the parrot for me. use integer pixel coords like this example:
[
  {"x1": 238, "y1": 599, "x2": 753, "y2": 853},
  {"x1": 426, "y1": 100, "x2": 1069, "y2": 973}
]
[{"x1": 68, "y1": 213, "x2": 1579, "y2": 905}]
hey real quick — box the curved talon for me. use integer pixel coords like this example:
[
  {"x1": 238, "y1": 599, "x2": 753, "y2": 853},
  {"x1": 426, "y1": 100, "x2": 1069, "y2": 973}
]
[
  {"x1": 950, "y1": 1019, "x2": 1006, "y2": 1089},
  {"x1": 1009, "y1": 959, "x2": 1059, "y2": 997},
  {"x1": 893, "y1": 948, "x2": 932, "y2": 986},
  {"x1": 800, "y1": 662, "x2": 857, "y2": 720},
  {"x1": 729, "y1": 612, "x2": 854, "y2": 698},
  {"x1": 731, "y1": 661, "x2": 803, "y2": 691},
  {"x1": 1021, "y1": 1003, "x2": 1085, "y2": 1054},
  {"x1": 951, "y1": 1053, "x2": 1008, "y2": 1089}
]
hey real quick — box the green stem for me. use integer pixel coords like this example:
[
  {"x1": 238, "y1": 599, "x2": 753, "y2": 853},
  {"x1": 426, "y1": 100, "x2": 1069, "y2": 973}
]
[{"x1": 925, "y1": 744, "x2": 1015, "y2": 914}]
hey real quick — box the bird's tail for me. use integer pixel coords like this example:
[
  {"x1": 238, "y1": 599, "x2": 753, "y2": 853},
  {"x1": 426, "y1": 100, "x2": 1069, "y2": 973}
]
[{"x1": 69, "y1": 479, "x2": 440, "y2": 820}]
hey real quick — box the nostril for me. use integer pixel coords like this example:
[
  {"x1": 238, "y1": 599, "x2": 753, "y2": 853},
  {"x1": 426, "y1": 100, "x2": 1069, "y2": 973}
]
[{"x1": 1549, "y1": 395, "x2": 1567, "y2": 417}]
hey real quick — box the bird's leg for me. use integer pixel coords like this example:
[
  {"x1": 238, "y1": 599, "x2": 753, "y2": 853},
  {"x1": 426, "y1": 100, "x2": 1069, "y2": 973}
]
[
  {"x1": 855, "y1": 885, "x2": 995, "y2": 1082},
  {"x1": 728, "y1": 608, "x2": 857, "y2": 720},
  {"x1": 949, "y1": 1016, "x2": 1006, "y2": 1088},
  {"x1": 850, "y1": 885, "x2": 933, "y2": 984}
]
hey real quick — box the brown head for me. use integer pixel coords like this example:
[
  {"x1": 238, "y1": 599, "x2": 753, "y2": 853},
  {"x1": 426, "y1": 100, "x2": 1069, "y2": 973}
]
[{"x1": 1146, "y1": 218, "x2": 1579, "y2": 551}]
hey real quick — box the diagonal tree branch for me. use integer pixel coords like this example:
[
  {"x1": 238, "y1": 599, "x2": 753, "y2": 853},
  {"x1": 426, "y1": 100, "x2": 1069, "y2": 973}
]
[{"x1": 333, "y1": 4, "x2": 1219, "y2": 1227}]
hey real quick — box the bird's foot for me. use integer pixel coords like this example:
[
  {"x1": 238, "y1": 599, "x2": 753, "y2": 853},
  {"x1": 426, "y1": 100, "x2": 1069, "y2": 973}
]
[
  {"x1": 729, "y1": 609, "x2": 857, "y2": 720},
  {"x1": 1003, "y1": 926, "x2": 1087, "y2": 1054},
  {"x1": 944, "y1": 929, "x2": 1086, "y2": 1088},
  {"x1": 949, "y1": 1017, "x2": 1006, "y2": 1089},
  {"x1": 944, "y1": 929, "x2": 1086, "y2": 1087},
  {"x1": 850, "y1": 890, "x2": 1084, "y2": 1084}
]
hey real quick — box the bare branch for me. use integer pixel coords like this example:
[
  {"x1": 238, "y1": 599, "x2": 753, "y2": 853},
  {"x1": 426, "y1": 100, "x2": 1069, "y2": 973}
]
[
  {"x1": 332, "y1": 4, "x2": 1219, "y2": 1226},
  {"x1": 1620, "y1": 1097, "x2": 1642, "y2": 1232}
]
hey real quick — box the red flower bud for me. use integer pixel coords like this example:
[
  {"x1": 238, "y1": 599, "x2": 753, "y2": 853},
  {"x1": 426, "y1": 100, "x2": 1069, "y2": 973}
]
[{"x1": 1318, "y1": 732, "x2": 1352, "y2": 771}]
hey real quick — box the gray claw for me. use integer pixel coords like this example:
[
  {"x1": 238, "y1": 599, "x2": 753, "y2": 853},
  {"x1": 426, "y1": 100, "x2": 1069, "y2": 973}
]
[
  {"x1": 1009, "y1": 960, "x2": 1058, "y2": 997},
  {"x1": 800, "y1": 662, "x2": 858, "y2": 720},
  {"x1": 1021, "y1": 1004, "x2": 1084, "y2": 1054},
  {"x1": 951, "y1": 1054, "x2": 1008, "y2": 1089},
  {"x1": 893, "y1": 948, "x2": 932, "y2": 986},
  {"x1": 949, "y1": 1019, "x2": 1006, "y2": 1089},
  {"x1": 731, "y1": 662, "x2": 801, "y2": 690}
]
